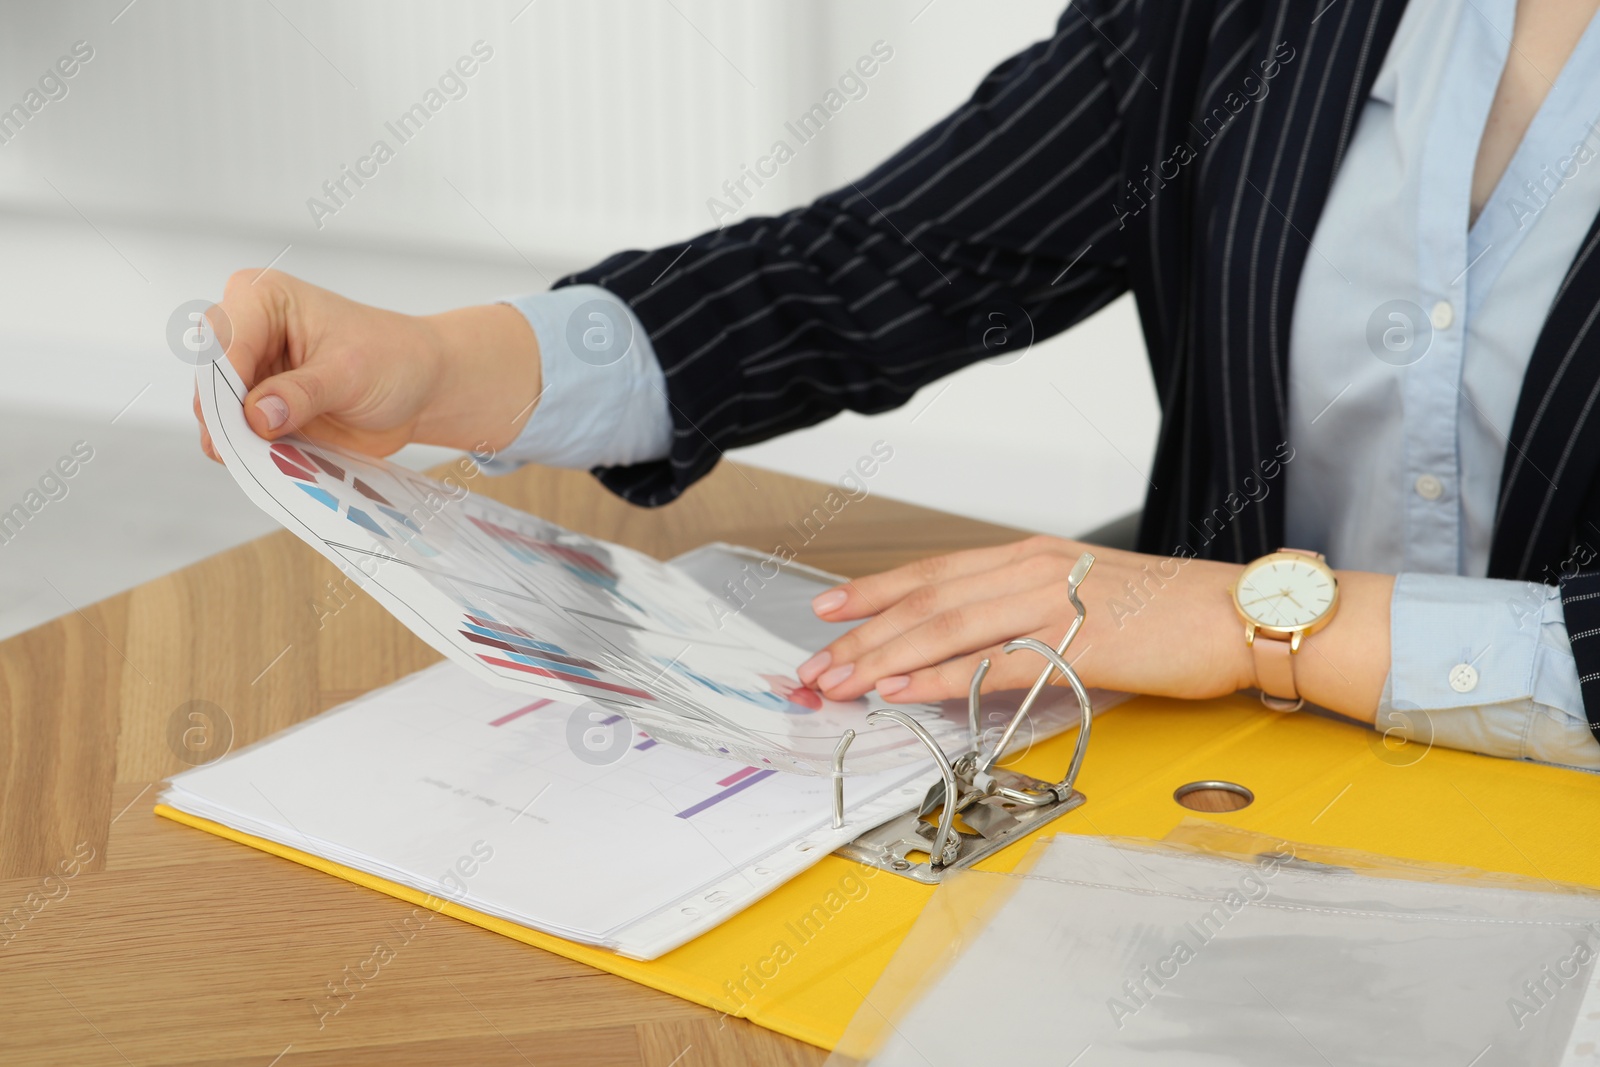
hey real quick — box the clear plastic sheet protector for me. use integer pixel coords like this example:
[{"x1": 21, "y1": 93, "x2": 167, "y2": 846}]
[
  {"x1": 830, "y1": 824, "x2": 1600, "y2": 1066},
  {"x1": 195, "y1": 358, "x2": 959, "y2": 775}
]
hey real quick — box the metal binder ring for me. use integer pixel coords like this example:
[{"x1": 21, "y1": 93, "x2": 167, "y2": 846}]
[
  {"x1": 831, "y1": 729, "x2": 856, "y2": 830},
  {"x1": 828, "y1": 551, "x2": 1099, "y2": 879},
  {"x1": 832, "y1": 709, "x2": 962, "y2": 867},
  {"x1": 965, "y1": 656, "x2": 992, "y2": 755},
  {"x1": 998, "y1": 637, "x2": 1092, "y2": 802},
  {"x1": 978, "y1": 552, "x2": 1095, "y2": 776}
]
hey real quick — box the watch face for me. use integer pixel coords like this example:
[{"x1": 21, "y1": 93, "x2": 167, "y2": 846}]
[{"x1": 1236, "y1": 557, "x2": 1335, "y2": 630}]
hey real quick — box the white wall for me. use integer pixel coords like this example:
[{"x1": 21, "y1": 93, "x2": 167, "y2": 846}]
[{"x1": 0, "y1": 0, "x2": 1156, "y2": 539}]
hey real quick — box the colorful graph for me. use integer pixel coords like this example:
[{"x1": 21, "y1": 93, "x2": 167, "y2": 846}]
[
  {"x1": 487, "y1": 699, "x2": 553, "y2": 727},
  {"x1": 658, "y1": 658, "x2": 820, "y2": 716},
  {"x1": 459, "y1": 608, "x2": 656, "y2": 701},
  {"x1": 470, "y1": 515, "x2": 633, "y2": 597},
  {"x1": 458, "y1": 514, "x2": 725, "y2": 635},
  {"x1": 675, "y1": 765, "x2": 779, "y2": 819},
  {"x1": 479, "y1": 698, "x2": 775, "y2": 818},
  {"x1": 270, "y1": 442, "x2": 438, "y2": 556}
]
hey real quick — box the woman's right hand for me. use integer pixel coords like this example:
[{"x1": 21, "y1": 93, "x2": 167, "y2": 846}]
[{"x1": 193, "y1": 269, "x2": 542, "y2": 463}]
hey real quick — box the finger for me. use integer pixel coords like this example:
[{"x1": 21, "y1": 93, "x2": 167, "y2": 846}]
[
  {"x1": 877, "y1": 625, "x2": 1064, "y2": 703},
  {"x1": 216, "y1": 269, "x2": 289, "y2": 391},
  {"x1": 216, "y1": 270, "x2": 347, "y2": 439},
  {"x1": 818, "y1": 584, "x2": 1065, "y2": 700},
  {"x1": 805, "y1": 551, "x2": 1074, "y2": 681},
  {"x1": 200, "y1": 425, "x2": 221, "y2": 464},
  {"x1": 242, "y1": 361, "x2": 350, "y2": 440},
  {"x1": 810, "y1": 535, "x2": 1062, "y2": 622}
]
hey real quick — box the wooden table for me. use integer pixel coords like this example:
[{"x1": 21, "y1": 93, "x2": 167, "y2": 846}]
[{"x1": 0, "y1": 459, "x2": 1027, "y2": 1067}]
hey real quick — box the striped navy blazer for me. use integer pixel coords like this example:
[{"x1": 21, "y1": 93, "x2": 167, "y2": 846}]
[{"x1": 559, "y1": 0, "x2": 1600, "y2": 738}]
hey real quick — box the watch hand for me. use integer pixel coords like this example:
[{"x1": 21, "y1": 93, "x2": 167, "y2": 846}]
[{"x1": 1280, "y1": 591, "x2": 1304, "y2": 609}]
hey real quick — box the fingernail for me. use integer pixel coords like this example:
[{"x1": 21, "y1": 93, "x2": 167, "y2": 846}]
[
  {"x1": 797, "y1": 650, "x2": 831, "y2": 684},
  {"x1": 257, "y1": 394, "x2": 289, "y2": 430},
  {"x1": 876, "y1": 674, "x2": 911, "y2": 696},
  {"x1": 812, "y1": 589, "x2": 848, "y2": 615},
  {"x1": 817, "y1": 663, "x2": 855, "y2": 690}
]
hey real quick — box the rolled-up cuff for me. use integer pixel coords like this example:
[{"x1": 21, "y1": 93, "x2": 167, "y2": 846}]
[
  {"x1": 475, "y1": 284, "x2": 672, "y2": 474},
  {"x1": 1379, "y1": 572, "x2": 1600, "y2": 770}
]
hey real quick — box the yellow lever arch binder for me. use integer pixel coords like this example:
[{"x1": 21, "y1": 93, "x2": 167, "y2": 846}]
[{"x1": 156, "y1": 689, "x2": 1600, "y2": 1052}]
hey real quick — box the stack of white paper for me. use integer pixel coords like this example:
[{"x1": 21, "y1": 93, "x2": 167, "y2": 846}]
[
  {"x1": 187, "y1": 359, "x2": 1124, "y2": 958},
  {"x1": 162, "y1": 661, "x2": 938, "y2": 959}
]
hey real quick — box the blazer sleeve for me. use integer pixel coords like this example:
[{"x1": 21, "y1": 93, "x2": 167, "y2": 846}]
[
  {"x1": 557, "y1": 1, "x2": 1140, "y2": 506},
  {"x1": 1560, "y1": 571, "x2": 1600, "y2": 744}
]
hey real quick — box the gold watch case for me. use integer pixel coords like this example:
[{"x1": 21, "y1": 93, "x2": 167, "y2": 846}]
[{"x1": 1229, "y1": 550, "x2": 1341, "y2": 651}]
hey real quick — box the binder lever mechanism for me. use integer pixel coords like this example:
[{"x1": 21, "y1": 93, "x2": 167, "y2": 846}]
[{"x1": 830, "y1": 553, "x2": 1097, "y2": 884}]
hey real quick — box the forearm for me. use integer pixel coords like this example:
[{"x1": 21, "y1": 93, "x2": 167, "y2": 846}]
[
  {"x1": 416, "y1": 303, "x2": 541, "y2": 454},
  {"x1": 1291, "y1": 570, "x2": 1393, "y2": 723},
  {"x1": 1265, "y1": 567, "x2": 1600, "y2": 768},
  {"x1": 804, "y1": 535, "x2": 1600, "y2": 772}
]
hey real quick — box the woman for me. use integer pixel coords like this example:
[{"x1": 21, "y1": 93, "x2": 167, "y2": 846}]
[{"x1": 197, "y1": 0, "x2": 1600, "y2": 769}]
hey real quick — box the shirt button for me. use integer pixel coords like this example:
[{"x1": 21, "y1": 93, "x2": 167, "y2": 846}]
[
  {"x1": 1449, "y1": 663, "x2": 1479, "y2": 693},
  {"x1": 1431, "y1": 300, "x2": 1454, "y2": 330},
  {"x1": 1414, "y1": 473, "x2": 1444, "y2": 500}
]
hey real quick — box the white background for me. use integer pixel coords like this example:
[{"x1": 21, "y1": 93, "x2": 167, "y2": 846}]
[{"x1": 0, "y1": 0, "x2": 1156, "y2": 638}]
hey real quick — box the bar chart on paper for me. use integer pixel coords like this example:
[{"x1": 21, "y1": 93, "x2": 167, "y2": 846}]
[
  {"x1": 487, "y1": 699, "x2": 554, "y2": 727},
  {"x1": 676, "y1": 765, "x2": 779, "y2": 820},
  {"x1": 162, "y1": 660, "x2": 937, "y2": 958},
  {"x1": 462, "y1": 610, "x2": 656, "y2": 701},
  {"x1": 482, "y1": 694, "x2": 784, "y2": 821}
]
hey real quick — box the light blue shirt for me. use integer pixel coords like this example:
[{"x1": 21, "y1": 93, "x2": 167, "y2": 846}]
[
  {"x1": 478, "y1": 286, "x2": 671, "y2": 472},
  {"x1": 489, "y1": 0, "x2": 1600, "y2": 770},
  {"x1": 1288, "y1": 0, "x2": 1600, "y2": 770}
]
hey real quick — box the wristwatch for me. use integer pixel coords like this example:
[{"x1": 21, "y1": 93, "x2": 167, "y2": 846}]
[{"x1": 1230, "y1": 548, "x2": 1340, "y2": 712}]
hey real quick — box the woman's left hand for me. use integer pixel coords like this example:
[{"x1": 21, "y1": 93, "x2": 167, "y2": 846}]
[{"x1": 795, "y1": 535, "x2": 1256, "y2": 703}]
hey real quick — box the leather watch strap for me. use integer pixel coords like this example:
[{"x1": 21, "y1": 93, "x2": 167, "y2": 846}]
[{"x1": 1252, "y1": 636, "x2": 1300, "y2": 711}]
